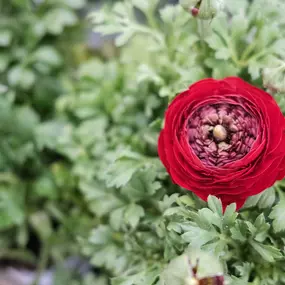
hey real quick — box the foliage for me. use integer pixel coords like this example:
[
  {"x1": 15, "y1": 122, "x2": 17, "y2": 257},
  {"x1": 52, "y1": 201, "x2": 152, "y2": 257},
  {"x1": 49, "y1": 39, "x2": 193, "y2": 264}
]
[
  {"x1": 0, "y1": 0, "x2": 95, "y2": 278},
  {"x1": 61, "y1": 0, "x2": 285, "y2": 284},
  {"x1": 2, "y1": 0, "x2": 285, "y2": 284}
]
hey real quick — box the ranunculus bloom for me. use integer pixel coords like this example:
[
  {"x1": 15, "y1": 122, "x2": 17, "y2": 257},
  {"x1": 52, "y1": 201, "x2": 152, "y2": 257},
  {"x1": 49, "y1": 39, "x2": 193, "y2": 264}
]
[{"x1": 158, "y1": 77, "x2": 285, "y2": 210}]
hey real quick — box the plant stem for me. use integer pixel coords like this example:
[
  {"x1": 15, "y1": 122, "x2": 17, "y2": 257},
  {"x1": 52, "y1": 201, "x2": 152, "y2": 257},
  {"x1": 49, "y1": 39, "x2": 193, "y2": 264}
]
[{"x1": 32, "y1": 241, "x2": 50, "y2": 285}]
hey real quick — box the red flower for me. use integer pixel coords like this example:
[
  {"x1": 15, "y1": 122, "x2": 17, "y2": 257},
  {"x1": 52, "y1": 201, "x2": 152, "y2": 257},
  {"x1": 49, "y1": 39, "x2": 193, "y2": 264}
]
[{"x1": 158, "y1": 77, "x2": 285, "y2": 210}]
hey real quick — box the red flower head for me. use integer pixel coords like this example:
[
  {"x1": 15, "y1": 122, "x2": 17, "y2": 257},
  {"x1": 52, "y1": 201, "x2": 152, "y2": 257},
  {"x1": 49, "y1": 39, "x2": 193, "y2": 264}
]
[{"x1": 158, "y1": 77, "x2": 285, "y2": 210}]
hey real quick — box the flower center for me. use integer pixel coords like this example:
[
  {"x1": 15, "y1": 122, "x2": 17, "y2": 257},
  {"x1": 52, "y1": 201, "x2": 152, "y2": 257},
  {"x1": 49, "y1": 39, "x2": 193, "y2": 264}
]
[
  {"x1": 187, "y1": 103, "x2": 259, "y2": 167},
  {"x1": 213, "y1": 125, "x2": 227, "y2": 141}
]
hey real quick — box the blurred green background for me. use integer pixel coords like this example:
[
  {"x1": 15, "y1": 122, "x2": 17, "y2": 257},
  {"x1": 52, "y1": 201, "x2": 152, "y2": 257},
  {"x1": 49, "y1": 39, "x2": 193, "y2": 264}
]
[{"x1": 2, "y1": 0, "x2": 285, "y2": 285}]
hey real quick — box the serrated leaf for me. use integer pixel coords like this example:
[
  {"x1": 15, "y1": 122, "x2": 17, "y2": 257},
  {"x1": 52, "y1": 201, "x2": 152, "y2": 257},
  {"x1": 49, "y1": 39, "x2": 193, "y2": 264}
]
[
  {"x1": 215, "y1": 47, "x2": 231, "y2": 60},
  {"x1": 105, "y1": 154, "x2": 145, "y2": 188},
  {"x1": 110, "y1": 207, "x2": 125, "y2": 231},
  {"x1": 269, "y1": 198, "x2": 285, "y2": 233},
  {"x1": 160, "y1": 254, "x2": 192, "y2": 285},
  {"x1": 230, "y1": 13, "x2": 249, "y2": 41},
  {"x1": 121, "y1": 168, "x2": 161, "y2": 201},
  {"x1": 182, "y1": 226, "x2": 218, "y2": 248},
  {"x1": 115, "y1": 30, "x2": 134, "y2": 47},
  {"x1": 33, "y1": 46, "x2": 62, "y2": 67},
  {"x1": 223, "y1": 203, "x2": 237, "y2": 228},
  {"x1": 137, "y1": 64, "x2": 164, "y2": 85},
  {"x1": 197, "y1": 208, "x2": 222, "y2": 230},
  {"x1": 44, "y1": 8, "x2": 78, "y2": 35},
  {"x1": 89, "y1": 194, "x2": 123, "y2": 218},
  {"x1": 178, "y1": 195, "x2": 195, "y2": 207},
  {"x1": 253, "y1": 214, "x2": 270, "y2": 242},
  {"x1": 206, "y1": 33, "x2": 224, "y2": 50},
  {"x1": 230, "y1": 221, "x2": 247, "y2": 242},
  {"x1": 164, "y1": 207, "x2": 185, "y2": 217},
  {"x1": 211, "y1": 13, "x2": 229, "y2": 41},
  {"x1": 257, "y1": 187, "x2": 276, "y2": 209},
  {"x1": 35, "y1": 121, "x2": 65, "y2": 150},
  {"x1": 159, "y1": 194, "x2": 179, "y2": 212},
  {"x1": 250, "y1": 241, "x2": 282, "y2": 262},
  {"x1": 207, "y1": 195, "x2": 223, "y2": 216},
  {"x1": 89, "y1": 226, "x2": 112, "y2": 245},
  {"x1": 124, "y1": 204, "x2": 145, "y2": 228},
  {"x1": 205, "y1": 58, "x2": 239, "y2": 78}
]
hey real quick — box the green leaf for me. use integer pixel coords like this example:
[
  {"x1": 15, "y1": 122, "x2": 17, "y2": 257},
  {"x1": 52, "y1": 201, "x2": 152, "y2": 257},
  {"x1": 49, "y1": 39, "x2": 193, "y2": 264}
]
[
  {"x1": 14, "y1": 106, "x2": 39, "y2": 138},
  {"x1": 29, "y1": 212, "x2": 52, "y2": 241},
  {"x1": 230, "y1": 222, "x2": 247, "y2": 242},
  {"x1": 207, "y1": 195, "x2": 223, "y2": 216},
  {"x1": 230, "y1": 13, "x2": 249, "y2": 41},
  {"x1": 89, "y1": 226, "x2": 112, "y2": 245},
  {"x1": 110, "y1": 207, "x2": 125, "y2": 231},
  {"x1": 44, "y1": 8, "x2": 78, "y2": 35},
  {"x1": 32, "y1": 173, "x2": 58, "y2": 200},
  {"x1": 253, "y1": 214, "x2": 270, "y2": 242},
  {"x1": 115, "y1": 30, "x2": 134, "y2": 47},
  {"x1": 182, "y1": 225, "x2": 218, "y2": 248},
  {"x1": 62, "y1": 0, "x2": 86, "y2": 9},
  {"x1": 105, "y1": 153, "x2": 146, "y2": 188},
  {"x1": 248, "y1": 60, "x2": 262, "y2": 80},
  {"x1": 159, "y1": 194, "x2": 179, "y2": 212},
  {"x1": 121, "y1": 168, "x2": 161, "y2": 201},
  {"x1": 0, "y1": 52, "x2": 10, "y2": 72},
  {"x1": 124, "y1": 204, "x2": 145, "y2": 228},
  {"x1": 160, "y1": 5, "x2": 179, "y2": 24},
  {"x1": 0, "y1": 185, "x2": 25, "y2": 229},
  {"x1": 8, "y1": 66, "x2": 36, "y2": 90},
  {"x1": 249, "y1": 241, "x2": 282, "y2": 262},
  {"x1": 257, "y1": 187, "x2": 276, "y2": 209},
  {"x1": 0, "y1": 30, "x2": 13, "y2": 47},
  {"x1": 178, "y1": 195, "x2": 195, "y2": 207},
  {"x1": 112, "y1": 275, "x2": 140, "y2": 285},
  {"x1": 160, "y1": 254, "x2": 192, "y2": 285},
  {"x1": 211, "y1": 13, "x2": 229, "y2": 41},
  {"x1": 33, "y1": 46, "x2": 63, "y2": 67},
  {"x1": 164, "y1": 207, "x2": 185, "y2": 217},
  {"x1": 223, "y1": 203, "x2": 238, "y2": 227},
  {"x1": 205, "y1": 58, "x2": 239, "y2": 79},
  {"x1": 80, "y1": 180, "x2": 124, "y2": 217},
  {"x1": 234, "y1": 262, "x2": 252, "y2": 282},
  {"x1": 197, "y1": 208, "x2": 222, "y2": 230},
  {"x1": 89, "y1": 194, "x2": 124, "y2": 218},
  {"x1": 206, "y1": 33, "x2": 230, "y2": 60},
  {"x1": 243, "y1": 194, "x2": 261, "y2": 208},
  {"x1": 35, "y1": 121, "x2": 65, "y2": 150},
  {"x1": 132, "y1": 0, "x2": 159, "y2": 13},
  {"x1": 269, "y1": 198, "x2": 285, "y2": 233},
  {"x1": 136, "y1": 64, "x2": 164, "y2": 85}
]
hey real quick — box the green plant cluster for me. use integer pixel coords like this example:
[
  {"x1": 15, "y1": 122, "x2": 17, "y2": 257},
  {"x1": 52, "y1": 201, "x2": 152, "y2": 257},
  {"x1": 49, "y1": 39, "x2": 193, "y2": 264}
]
[
  {"x1": 0, "y1": 0, "x2": 99, "y2": 282},
  {"x1": 58, "y1": 0, "x2": 284, "y2": 284},
  {"x1": 2, "y1": 0, "x2": 285, "y2": 284}
]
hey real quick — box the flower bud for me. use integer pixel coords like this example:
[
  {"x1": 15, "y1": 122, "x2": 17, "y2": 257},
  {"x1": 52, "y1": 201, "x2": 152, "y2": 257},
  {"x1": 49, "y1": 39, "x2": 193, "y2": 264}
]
[
  {"x1": 263, "y1": 58, "x2": 285, "y2": 94},
  {"x1": 180, "y1": 0, "x2": 224, "y2": 20}
]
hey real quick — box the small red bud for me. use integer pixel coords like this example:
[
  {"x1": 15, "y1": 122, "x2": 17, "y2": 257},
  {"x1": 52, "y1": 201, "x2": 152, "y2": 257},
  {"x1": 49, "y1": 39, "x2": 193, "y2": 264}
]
[{"x1": 191, "y1": 7, "x2": 199, "y2": 17}]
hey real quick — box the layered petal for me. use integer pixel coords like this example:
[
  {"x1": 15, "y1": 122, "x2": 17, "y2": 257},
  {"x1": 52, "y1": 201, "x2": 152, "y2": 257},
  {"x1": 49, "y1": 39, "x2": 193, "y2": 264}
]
[{"x1": 158, "y1": 77, "x2": 285, "y2": 210}]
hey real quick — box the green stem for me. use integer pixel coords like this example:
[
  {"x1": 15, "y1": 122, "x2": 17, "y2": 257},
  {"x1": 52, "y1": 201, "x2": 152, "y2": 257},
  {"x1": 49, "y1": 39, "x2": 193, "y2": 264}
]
[
  {"x1": 146, "y1": 9, "x2": 159, "y2": 30},
  {"x1": 241, "y1": 42, "x2": 256, "y2": 61},
  {"x1": 32, "y1": 241, "x2": 50, "y2": 285}
]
